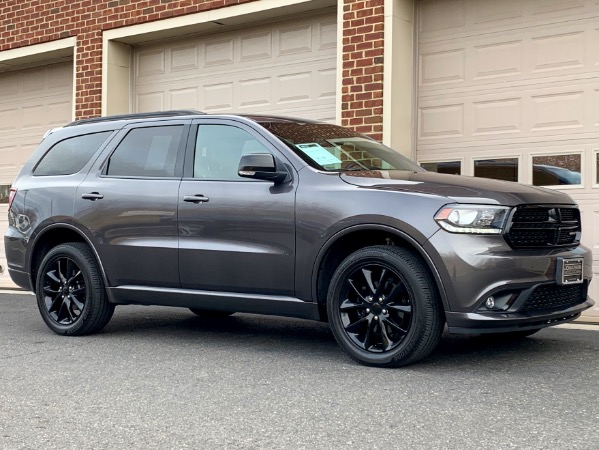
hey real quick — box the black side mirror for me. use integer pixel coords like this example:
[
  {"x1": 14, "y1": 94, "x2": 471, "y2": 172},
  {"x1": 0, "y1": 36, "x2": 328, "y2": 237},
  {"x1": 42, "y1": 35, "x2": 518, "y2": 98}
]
[{"x1": 238, "y1": 153, "x2": 287, "y2": 184}]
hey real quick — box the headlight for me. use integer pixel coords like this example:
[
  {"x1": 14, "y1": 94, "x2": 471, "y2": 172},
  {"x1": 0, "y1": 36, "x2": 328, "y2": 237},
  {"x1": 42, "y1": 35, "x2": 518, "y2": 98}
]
[{"x1": 434, "y1": 205, "x2": 510, "y2": 234}]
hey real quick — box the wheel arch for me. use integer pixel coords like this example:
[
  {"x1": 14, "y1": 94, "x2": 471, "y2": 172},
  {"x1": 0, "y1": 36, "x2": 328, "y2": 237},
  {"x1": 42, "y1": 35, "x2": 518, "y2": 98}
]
[
  {"x1": 28, "y1": 223, "x2": 110, "y2": 295},
  {"x1": 312, "y1": 224, "x2": 448, "y2": 321}
]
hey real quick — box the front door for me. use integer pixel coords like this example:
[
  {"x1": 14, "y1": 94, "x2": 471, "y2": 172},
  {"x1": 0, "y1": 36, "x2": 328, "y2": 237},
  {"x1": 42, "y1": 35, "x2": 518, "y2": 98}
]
[{"x1": 178, "y1": 120, "x2": 296, "y2": 296}]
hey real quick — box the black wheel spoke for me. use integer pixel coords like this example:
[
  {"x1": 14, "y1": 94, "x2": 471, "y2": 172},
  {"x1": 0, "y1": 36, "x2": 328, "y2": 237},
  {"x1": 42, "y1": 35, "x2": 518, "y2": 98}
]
[
  {"x1": 66, "y1": 259, "x2": 75, "y2": 281},
  {"x1": 340, "y1": 299, "x2": 364, "y2": 311},
  {"x1": 49, "y1": 295, "x2": 63, "y2": 314},
  {"x1": 47, "y1": 271, "x2": 61, "y2": 285},
  {"x1": 383, "y1": 316, "x2": 408, "y2": 335},
  {"x1": 374, "y1": 268, "x2": 388, "y2": 297},
  {"x1": 70, "y1": 295, "x2": 84, "y2": 312},
  {"x1": 379, "y1": 320, "x2": 392, "y2": 351},
  {"x1": 57, "y1": 259, "x2": 67, "y2": 284},
  {"x1": 348, "y1": 279, "x2": 367, "y2": 302},
  {"x1": 345, "y1": 316, "x2": 368, "y2": 334},
  {"x1": 67, "y1": 269, "x2": 82, "y2": 284},
  {"x1": 386, "y1": 281, "x2": 407, "y2": 302},
  {"x1": 43, "y1": 287, "x2": 60, "y2": 295},
  {"x1": 387, "y1": 303, "x2": 412, "y2": 314},
  {"x1": 56, "y1": 299, "x2": 69, "y2": 323},
  {"x1": 362, "y1": 268, "x2": 377, "y2": 294},
  {"x1": 42, "y1": 255, "x2": 87, "y2": 326},
  {"x1": 363, "y1": 317, "x2": 375, "y2": 350},
  {"x1": 338, "y1": 261, "x2": 413, "y2": 354}
]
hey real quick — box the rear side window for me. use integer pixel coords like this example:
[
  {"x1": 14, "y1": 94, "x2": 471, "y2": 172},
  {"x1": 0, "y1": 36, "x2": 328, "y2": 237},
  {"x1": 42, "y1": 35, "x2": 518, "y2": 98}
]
[
  {"x1": 105, "y1": 126, "x2": 183, "y2": 178},
  {"x1": 33, "y1": 131, "x2": 113, "y2": 176}
]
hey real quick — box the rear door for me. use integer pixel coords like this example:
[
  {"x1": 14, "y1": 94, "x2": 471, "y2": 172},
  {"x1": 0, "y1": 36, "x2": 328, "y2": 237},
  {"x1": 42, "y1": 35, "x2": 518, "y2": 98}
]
[
  {"x1": 178, "y1": 119, "x2": 297, "y2": 296},
  {"x1": 74, "y1": 120, "x2": 189, "y2": 288}
]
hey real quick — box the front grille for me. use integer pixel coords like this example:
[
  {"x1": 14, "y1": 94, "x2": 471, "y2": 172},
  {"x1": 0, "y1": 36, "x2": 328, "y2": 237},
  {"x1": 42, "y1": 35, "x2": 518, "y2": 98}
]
[
  {"x1": 505, "y1": 206, "x2": 581, "y2": 248},
  {"x1": 519, "y1": 284, "x2": 586, "y2": 313}
]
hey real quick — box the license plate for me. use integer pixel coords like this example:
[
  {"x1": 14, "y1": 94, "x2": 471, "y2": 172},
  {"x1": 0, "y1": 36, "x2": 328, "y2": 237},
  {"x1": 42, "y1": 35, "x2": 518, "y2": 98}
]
[{"x1": 556, "y1": 257, "x2": 584, "y2": 285}]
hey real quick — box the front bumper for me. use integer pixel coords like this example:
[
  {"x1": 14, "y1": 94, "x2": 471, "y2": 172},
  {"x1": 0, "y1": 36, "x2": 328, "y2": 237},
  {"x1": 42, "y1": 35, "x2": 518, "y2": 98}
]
[
  {"x1": 446, "y1": 297, "x2": 594, "y2": 334},
  {"x1": 423, "y1": 231, "x2": 593, "y2": 312},
  {"x1": 422, "y1": 229, "x2": 594, "y2": 333}
]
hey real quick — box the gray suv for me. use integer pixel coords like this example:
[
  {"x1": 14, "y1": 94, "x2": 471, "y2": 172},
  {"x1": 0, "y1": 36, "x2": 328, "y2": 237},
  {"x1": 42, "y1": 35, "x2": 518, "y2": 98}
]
[{"x1": 5, "y1": 111, "x2": 594, "y2": 367}]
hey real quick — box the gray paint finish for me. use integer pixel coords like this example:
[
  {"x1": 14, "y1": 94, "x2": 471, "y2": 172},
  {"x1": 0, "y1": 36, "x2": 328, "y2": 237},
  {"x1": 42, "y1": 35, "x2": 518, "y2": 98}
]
[{"x1": 4, "y1": 112, "x2": 594, "y2": 336}]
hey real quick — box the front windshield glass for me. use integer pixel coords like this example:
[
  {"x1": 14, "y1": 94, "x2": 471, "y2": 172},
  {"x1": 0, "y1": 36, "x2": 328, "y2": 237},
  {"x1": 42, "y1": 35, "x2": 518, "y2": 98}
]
[{"x1": 259, "y1": 121, "x2": 423, "y2": 172}]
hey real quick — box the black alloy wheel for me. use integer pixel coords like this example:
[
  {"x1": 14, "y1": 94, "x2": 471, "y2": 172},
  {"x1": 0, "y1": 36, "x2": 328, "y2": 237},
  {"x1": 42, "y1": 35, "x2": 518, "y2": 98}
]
[
  {"x1": 338, "y1": 263, "x2": 412, "y2": 353},
  {"x1": 36, "y1": 243, "x2": 114, "y2": 336},
  {"x1": 327, "y1": 245, "x2": 444, "y2": 367},
  {"x1": 42, "y1": 256, "x2": 86, "y2": 325}
]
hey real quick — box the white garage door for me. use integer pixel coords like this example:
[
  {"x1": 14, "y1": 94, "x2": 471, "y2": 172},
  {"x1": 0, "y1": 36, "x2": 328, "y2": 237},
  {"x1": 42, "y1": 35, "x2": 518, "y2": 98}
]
[
  {"x1": 133, "y1": 12, "x2": 337, "y2": 122},
  {"x1": 416, "y1": 0, "x2": 599, "y2": 318},
  {"x1": 0, "y1": 62, "x2": 73, "y2": 288}
]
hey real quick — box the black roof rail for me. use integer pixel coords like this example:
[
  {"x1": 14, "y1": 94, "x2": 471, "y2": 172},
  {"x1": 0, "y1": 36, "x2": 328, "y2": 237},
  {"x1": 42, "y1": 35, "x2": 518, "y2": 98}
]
[{"x1": 64, "y1": 110, "x2": 205, "y2": 127}]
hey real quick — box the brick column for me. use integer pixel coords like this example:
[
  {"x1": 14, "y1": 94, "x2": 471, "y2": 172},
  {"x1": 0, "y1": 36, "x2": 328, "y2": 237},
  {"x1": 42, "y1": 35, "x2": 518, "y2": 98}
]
[
  {"x1": 341, "y1": 0, "x2": 385, "y2": 141},
  {"x1": 76, "y1": 31, "x2": 103, "y2": 120}
]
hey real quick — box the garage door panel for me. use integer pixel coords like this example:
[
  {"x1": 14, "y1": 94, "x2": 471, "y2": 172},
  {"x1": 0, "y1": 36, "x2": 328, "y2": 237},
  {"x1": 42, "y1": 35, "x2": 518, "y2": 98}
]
[
  {"x1": 240, "y1": 31, "x2": 273, "y2": 61},
  {"x1": 134, "y1": 13, "x2": 336, "y2": 122},
  {"x1": 419, "y1": 17, "x2": 599, "y2": 96},
  {"x1": 419, "y1": 0, "x2": 599, "y2": 45},
  {"x1": 136, "y1": 91, "x2": 165, "y2": 112},
  {"x1": 204, "y1": 39, "x2": 234, "y2": 67},
  {"x1": 419, "y1": 78, "x2": 599, "y2": 146},
  {"x1": 171, "y1": 46, "x2": 199, "y2": 72},
  {"x1": 0, "y1": 62, "x2": 73, "y2": 288},
  {"x1": 0, "y1": 108, "x2": 18, "y2": 132}
]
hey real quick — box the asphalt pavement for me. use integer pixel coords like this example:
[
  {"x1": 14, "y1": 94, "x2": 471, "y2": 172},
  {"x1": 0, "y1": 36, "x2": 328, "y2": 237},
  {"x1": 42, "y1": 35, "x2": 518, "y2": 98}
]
[{"x1": 0, "y1": 292, "x2": 597, "y2": 449}]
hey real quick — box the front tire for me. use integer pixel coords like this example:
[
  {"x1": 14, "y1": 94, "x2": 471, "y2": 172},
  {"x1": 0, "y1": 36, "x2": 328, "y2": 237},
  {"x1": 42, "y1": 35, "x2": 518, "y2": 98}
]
[
  {"x1": 327, "y1": 245, "x2": 444, "y2": 368},
  {"x1": 36, "y1": 243, "x2": 114, "y2": 336}
]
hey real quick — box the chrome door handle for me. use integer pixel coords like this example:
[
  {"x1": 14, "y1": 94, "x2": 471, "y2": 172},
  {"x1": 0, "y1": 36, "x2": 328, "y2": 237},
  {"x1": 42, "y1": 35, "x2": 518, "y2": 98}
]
[
  {"x1": 81, "y1": 192, "x2": 104, "y2": 201},
  {"x1": 183, "y1": 195, "x2": 209, "y2": 203}
]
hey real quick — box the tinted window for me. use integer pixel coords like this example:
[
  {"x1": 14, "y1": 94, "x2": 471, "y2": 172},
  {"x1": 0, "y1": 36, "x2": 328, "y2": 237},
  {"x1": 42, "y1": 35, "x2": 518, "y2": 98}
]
[
  {"x1": 34, "y1": 131, "x2": 113, "y2": 176},
  {"x1": 532, "y1": 154, "x2": 581, "y2": 186},
  {"x1": 106, "y1": 126, "x2": 183, "y2": 177},
  {"x1": 474, "y1": 158, "x2": 518, "y2": 182},
  {"x1": 194, "y1": 125, "x2": 271, "y2": 180},
  {"x1": 260, "y1": 122, "x2": 422, "y2": 172},
  {"x1": 421, "y1": 161, "x2": 461, "y2": 175}
]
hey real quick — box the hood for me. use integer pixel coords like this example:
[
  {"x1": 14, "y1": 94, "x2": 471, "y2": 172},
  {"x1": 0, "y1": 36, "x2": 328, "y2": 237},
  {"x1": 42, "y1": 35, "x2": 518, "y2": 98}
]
[{"x1": 339, "y1": 170, "x2": 576, "y2": 206}]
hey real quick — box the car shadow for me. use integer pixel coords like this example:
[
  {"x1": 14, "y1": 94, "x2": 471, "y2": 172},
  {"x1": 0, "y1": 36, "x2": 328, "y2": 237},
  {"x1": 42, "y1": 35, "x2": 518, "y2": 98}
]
[{"x1": 102, "y1": 307, "x2": 597, "y2": 370}]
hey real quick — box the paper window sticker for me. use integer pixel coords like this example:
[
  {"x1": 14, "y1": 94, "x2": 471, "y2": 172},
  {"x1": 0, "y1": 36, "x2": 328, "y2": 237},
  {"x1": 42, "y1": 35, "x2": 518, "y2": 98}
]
[{"x1": 296, "y1": 143, "x2": 342, "y2": 166}]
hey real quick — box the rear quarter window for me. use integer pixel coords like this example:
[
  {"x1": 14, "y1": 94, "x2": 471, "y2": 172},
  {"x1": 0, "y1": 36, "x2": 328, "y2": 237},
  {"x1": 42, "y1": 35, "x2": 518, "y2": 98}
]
[{"x1": 33, "y1": 131, "x2": 113, "y2": 176}]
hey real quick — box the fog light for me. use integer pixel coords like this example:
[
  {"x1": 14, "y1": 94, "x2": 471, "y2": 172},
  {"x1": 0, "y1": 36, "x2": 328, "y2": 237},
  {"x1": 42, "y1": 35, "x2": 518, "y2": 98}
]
[{"x1": 485, "y1": 296, "x2": 495, "y2": 309}]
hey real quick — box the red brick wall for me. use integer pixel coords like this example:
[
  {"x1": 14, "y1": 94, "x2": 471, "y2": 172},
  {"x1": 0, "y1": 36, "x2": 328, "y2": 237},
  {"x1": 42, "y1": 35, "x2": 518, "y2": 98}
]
[
  {"x1": 0, "y1": 0, "x2": 258, "y2": 119},
  {"x1": 1, "y1": 0, "x2": 386, "y2": 140},
  {"x1": 341, "y1": 0, "x2": 384, "y2": 141}
]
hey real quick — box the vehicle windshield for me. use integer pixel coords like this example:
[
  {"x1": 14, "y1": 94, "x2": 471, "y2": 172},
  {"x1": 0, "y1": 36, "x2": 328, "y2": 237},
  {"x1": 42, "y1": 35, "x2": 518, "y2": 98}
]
[{"x1": 260, "y1": 121, "x2": 423, "y2": 172}]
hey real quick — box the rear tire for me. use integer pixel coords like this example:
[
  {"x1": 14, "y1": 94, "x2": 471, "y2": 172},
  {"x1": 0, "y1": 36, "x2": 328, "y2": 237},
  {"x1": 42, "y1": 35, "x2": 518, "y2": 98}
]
[
  {"x1": 327, "y1": 245, "x2": 444, "y2": 368},
  {"x1": 36, "y1": 243, "x2": 114, "y2": 336}
]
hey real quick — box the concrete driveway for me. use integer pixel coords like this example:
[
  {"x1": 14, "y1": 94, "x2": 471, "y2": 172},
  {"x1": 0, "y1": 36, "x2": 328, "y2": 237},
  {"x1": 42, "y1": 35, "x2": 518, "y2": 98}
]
[{"x1": 1, "y1": 292, "x2": 597, "y2": 449}]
